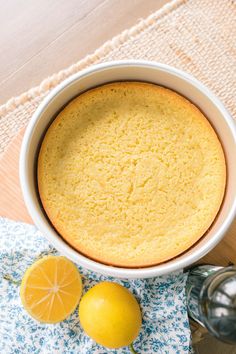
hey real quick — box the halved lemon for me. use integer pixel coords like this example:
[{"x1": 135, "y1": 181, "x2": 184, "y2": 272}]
[{"x1": 20, "y1": 255, "x2": 82, "y2": 323}]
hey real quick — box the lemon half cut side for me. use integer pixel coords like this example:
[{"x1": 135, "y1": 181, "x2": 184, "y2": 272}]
[{"x1": 20, "y1": 256, "x2": 82, "y2": 323}]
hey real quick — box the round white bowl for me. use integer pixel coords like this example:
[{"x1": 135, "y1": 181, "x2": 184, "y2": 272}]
[{"x1": 20, "y1": 60, "x2": 236, "y2": 279}]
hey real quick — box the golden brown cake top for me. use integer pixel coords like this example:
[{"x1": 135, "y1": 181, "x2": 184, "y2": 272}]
[{"x1": 38, "y1": 82, "x2": 226, "y2": 267}]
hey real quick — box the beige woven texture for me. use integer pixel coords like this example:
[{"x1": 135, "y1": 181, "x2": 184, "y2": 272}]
[{"x1": 0, "y1": 0, "x2": 235, "y2": 157}]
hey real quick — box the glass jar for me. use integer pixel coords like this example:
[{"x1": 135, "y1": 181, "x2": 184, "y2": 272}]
[{"x1": 186, "y1": 265, "x2": 236, "y2": 344}]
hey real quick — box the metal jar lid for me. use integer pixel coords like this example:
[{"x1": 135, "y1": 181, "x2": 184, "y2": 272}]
[{"x1": 199, "y1": 266, "x2": 236, "y2": 344}]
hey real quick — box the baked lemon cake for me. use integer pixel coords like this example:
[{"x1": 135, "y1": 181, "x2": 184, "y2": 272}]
[{"x1": 38, "y1": 82, "x2": 226, "y2": 267}]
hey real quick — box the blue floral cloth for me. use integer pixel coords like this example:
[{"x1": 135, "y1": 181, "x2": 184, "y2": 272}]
[{"x1": 0, "y1": 218, "x2": 192, "y2": 354}]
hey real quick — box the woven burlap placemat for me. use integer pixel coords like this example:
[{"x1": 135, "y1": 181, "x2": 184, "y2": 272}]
[{"x1": 0, "y1": 0, "x2": 235, "y2": 157}]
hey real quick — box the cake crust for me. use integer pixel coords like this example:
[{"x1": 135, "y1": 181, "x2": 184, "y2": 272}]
[{"x1": 38, "y1": 82, "x2": 226, "y2": 267}]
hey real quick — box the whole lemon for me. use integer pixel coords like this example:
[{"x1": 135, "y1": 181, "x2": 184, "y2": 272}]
[{"x1": 79, "y1": 281, "x2": 142, "y2": 349}]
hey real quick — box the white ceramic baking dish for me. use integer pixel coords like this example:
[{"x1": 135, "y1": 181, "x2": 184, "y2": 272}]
[{"x1": 20, "y1": 60, "x2": 236, "y2": 278}]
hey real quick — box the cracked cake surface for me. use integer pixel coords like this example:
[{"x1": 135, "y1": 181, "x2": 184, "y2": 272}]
[{"x1": 38, "y1": 82, "x2": 226, "y2": 267}]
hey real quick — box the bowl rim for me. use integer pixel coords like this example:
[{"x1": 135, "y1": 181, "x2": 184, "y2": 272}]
[{"x1": 19, "y1": 60, "x2": 236, "y2": 278}]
